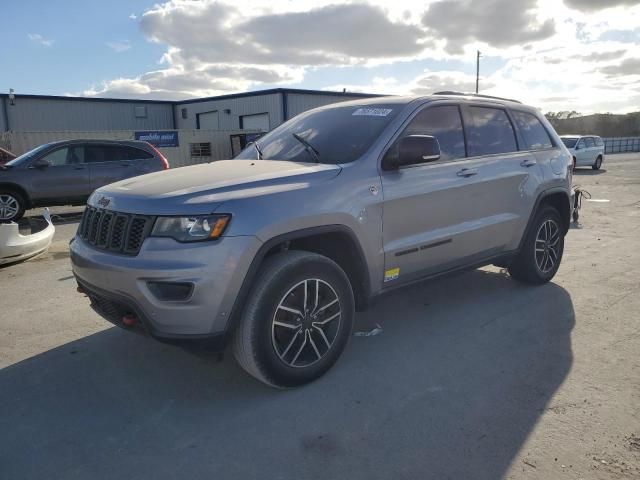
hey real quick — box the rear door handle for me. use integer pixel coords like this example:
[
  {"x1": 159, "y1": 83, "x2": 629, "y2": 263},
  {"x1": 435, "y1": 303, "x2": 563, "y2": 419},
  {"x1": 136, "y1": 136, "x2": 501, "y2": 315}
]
[
  {"x1": 457, "y1": 168, "x2": 478, "y2": 177},
  {"x1": 520, "y1": 159, "x2": 537, "y2": 167}
]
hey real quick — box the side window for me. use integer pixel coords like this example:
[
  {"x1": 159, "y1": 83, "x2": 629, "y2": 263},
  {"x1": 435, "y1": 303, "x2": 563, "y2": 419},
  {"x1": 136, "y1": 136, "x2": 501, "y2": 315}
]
[
  {"x1": 585, "y1": 137, "x2": 595, "y2": 148},
  {"x1": 85, "y1": 145, "x2": 108, "y2": 163},
  {"x1": 40, "y1": 146, "x2": 85, "y2": 166},
  {"x1": 121, "y1": 146, "x2": 153, "y2": 160},
  {"x1": 465, "y1": 107, "x2": 518, "y2": 156},
  {"x1": 595, "y1": 137, "x2": 604, "y2": 146},
  {"x1": 511, "y1": 111, "x2": 553, "y2": 150},
  {"x1": 576, "y1": 138, "x2": 585, "y2": 149},
  {"x1": 400, "y1": 105, "x2": 466, "y2": 161},
  {"x1": 85, "y1": 145, "x2": 152, "y2": 162}
]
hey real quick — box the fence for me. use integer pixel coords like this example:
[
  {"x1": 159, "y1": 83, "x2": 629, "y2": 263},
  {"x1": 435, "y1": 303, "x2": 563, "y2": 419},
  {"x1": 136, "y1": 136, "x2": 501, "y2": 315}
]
[
  {"x1": 0, "y1": 129, "x2": 260, "y2": 168},
  {"x1": 603, "y1": 137, "x2": 640, "y2": 154}
]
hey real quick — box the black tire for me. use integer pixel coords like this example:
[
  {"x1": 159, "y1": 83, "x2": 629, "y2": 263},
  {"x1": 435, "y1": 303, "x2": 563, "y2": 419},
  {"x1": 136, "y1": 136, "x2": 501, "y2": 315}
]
[
  {"x1": 508, "y1": 206, "x2": 565, "y2": 284},
  {"x1": 0, "y1": 190, "x2": 26, "y2": 223},
  {"x1": 233, "y1": 250, "x2": 355, "y2": 388},
  {"x1": 592, "y1": 155, "x2": 602, "y2": 170}
]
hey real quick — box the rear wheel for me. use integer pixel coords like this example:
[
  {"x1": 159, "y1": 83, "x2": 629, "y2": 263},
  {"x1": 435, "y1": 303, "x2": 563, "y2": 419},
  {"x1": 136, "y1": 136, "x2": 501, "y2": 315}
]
[
  {"x1": 0, "y1": 191, "x2": 25, "y2": 223},
  {"x1": 233, "y1": 250, "x2": 355, "y2": 388},
  {"x1": 509, "y1": 206, "x2": 564, "y2": 284},
  {"x1": 592, "y1": 155, "x2": 602, "y2": 170}
]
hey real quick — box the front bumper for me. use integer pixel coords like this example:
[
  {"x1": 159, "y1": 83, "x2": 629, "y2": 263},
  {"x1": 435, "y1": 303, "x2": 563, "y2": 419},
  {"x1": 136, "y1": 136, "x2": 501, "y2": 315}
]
[{"x1": 70, "y1": 234, "x2": 261, "y2": 340}]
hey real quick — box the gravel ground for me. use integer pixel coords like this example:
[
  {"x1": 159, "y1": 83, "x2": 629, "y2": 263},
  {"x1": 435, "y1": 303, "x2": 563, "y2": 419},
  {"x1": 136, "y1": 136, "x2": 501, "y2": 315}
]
[{"x1": 1, "y1": 154, "x2": 639, "y2": 479}]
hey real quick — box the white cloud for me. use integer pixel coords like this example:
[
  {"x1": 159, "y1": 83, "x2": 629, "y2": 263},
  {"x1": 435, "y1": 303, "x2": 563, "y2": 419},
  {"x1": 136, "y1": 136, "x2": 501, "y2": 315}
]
[
  {"x1": 28, "y1": 33, "x2": 54, "y2": 47},
  {"x1": 129, "y1": 13, "x2": 137, "y2": 20},
  {"x1": 81, "y1": 0, "x2": 640, "y2": 113},
  {"x1": 106, "y1": 41, "x2": 132, "y2": 53}
]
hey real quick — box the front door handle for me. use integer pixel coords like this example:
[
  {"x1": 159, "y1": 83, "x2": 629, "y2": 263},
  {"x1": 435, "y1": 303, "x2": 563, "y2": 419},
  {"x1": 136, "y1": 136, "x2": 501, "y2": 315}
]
[
  {"x1": 73, "y1": 165, "x2": 86, "y2": 170},
  {"x1": 520, "y1": 159, "x2": 537, "y2": 167},
  {"x1": 457, "y1": 168, "x2": 478, "y2": 177}
]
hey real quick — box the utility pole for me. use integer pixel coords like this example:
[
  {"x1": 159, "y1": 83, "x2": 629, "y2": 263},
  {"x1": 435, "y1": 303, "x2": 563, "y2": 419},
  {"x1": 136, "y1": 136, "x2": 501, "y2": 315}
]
[{"x1": 476, "y1": 50, "x2": 481, "y2": 94}]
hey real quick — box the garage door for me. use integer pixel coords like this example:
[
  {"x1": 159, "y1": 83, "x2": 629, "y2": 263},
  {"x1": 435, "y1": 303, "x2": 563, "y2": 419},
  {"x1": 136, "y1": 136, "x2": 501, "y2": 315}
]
[
  {"x1": 198, "y1": 111, "x2": 219, "y2": 130},
  {"x1": 241, "y1": 113, "x2": 269, "y2": 131}
]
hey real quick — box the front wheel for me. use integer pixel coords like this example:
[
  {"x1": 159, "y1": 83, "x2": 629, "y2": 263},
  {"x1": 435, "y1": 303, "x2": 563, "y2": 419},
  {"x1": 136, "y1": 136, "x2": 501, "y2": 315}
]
[
  {"x1": 233, "y1": 250, "x2": 355, "y2": 388},
  {"x1": 592, "y1": 155, "x2": 602, "y2": 170},
  {"x1": 0, "y1": 191, "x2": 26, "y2": 223},
  {"x1": 509, "y1": 206, "x2": 565, "y2": 284}
]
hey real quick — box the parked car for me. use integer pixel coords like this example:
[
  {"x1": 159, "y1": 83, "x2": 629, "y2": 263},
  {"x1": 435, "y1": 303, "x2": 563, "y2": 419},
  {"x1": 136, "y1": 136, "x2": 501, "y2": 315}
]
[
  {"x1": 71, "y1": 93, "x2": 573, "y2": 387},
  {"x1": 560, "y1": 135, "x2": 605, "y2": 170},
  {"x1": 0, "y1": 140, "x2": 169, "y2": 222},
  {"x1": 0, "y1": 147, "x2": 16, "y2": 164}
]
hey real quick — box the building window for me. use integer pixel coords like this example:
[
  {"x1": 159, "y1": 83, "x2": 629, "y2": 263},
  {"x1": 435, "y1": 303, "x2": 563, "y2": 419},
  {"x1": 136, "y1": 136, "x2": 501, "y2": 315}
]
[
  {"x1": 134, "y1": 106, "x2": 147, "y2": 118},
  {"x1": 190, "y1": 142, "x2": 211, "y2": 157},
  {"x1": 181, "y1": 108, "x2": 188, "y2": 119}
]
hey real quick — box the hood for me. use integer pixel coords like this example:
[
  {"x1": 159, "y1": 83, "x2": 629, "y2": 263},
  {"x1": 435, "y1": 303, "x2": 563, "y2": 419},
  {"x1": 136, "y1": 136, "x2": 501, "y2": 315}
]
[{"x1": 90, "y1": 159, "x2": 341, "y2": 215}]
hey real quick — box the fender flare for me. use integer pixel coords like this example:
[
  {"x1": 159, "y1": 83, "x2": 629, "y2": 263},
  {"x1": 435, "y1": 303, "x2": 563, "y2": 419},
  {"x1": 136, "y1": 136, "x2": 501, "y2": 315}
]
[
  {"x1": 224, "y1": 224, "x2": 371, "y2": 337},
  {"x1": 518, "y1": 187, "x2": 572, "y2": 252}
]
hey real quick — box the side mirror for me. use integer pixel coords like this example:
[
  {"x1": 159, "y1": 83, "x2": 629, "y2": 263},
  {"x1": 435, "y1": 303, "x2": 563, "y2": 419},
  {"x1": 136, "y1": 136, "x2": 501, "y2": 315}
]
[
  {"x1": 385, "y1": 135, "x2": 441, "y2": 169},
  {"x1": 31, "y1": 158, "x2": 50, "y2": 169}
]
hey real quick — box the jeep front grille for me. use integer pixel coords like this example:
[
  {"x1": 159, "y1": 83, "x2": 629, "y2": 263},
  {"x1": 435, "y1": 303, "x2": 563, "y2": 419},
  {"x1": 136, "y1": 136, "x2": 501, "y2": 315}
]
[{"x1": 78, "y1": 207, "x2": 154, "y2": 255}]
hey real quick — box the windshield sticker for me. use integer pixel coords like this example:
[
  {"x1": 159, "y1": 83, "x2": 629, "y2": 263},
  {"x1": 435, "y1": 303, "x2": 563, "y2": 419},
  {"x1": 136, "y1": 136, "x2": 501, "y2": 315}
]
[{"x1": 353, "y1": 108, "x2": 393, "y2": 117}]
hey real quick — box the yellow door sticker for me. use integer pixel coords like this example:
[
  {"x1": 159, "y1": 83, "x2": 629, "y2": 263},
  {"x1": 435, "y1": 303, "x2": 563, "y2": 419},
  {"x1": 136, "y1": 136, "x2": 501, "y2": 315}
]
[{"x1": 384, "y1": 267, "x2": 400, "y2": 282}]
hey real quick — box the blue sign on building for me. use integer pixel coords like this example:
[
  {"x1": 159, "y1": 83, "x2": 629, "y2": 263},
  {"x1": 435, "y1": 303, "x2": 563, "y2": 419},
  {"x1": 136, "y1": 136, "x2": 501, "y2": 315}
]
[{"x1": 134, "y1": 131, "x2": 179, "y2": 148}]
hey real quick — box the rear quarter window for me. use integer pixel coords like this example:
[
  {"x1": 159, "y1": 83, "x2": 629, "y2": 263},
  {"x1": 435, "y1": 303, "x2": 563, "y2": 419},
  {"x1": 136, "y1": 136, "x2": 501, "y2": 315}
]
[
  {"x1": 465, "y1": 106, "x2": 518, "y2": 156},
  {"x1": 511, "y1": 110, "x2": 553, "y2": 150}
]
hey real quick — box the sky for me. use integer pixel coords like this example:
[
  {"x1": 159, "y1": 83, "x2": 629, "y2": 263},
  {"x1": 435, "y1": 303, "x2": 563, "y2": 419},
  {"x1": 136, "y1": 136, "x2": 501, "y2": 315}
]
[{"x1": 4, "y1": 0, "x2": 640, "y2": 114}]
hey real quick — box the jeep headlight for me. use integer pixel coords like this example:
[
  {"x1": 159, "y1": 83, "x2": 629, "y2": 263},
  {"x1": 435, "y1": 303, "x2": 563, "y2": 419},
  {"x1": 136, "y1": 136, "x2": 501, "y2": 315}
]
[{"x1": 151, "y1": 214, "x2": 230, "y2": 242}]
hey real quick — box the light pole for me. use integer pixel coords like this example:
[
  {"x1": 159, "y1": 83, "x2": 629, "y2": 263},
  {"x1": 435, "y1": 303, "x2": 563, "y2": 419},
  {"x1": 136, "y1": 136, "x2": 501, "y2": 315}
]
[{"x1": 476, "y1": 50, "x2": 481, "y2": 94}]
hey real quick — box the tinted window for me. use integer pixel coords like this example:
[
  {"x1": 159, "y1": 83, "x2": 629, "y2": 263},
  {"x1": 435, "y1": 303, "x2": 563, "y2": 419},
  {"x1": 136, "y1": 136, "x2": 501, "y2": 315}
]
[
  {"x1": 400, "y1": 105, "x2": 466, "y2": 161},
  {"x1": 41, "y1": 146, "x2": 85, "y2": 166},
  {"x1": 466, "y1": 107, "x2": 517, "y2": 156},
  {"x1": 585, "y1": 137, "x2": 595, "y2": 148},
  {"x1": 235, "y1": 104, "x2": 401, "y2": 164},
  {"x1": 85, "y1": 145, "x2": 152, "y2": 162},
  {"x1": 121, "y1": 146, "x2": 153, "y2": 160},
  {"x1": 511, "y1": 111, "x2": 553, "y2": 150},
  {"x1": 561, "y1": 138, "x2": 578, "y2": 148}
]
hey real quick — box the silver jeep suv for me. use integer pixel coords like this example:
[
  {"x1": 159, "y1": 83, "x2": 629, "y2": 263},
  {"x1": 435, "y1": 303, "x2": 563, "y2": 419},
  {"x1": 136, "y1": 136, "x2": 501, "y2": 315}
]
[{"x1": 70, "y1": 93, "x2": 573, "y2": 387}]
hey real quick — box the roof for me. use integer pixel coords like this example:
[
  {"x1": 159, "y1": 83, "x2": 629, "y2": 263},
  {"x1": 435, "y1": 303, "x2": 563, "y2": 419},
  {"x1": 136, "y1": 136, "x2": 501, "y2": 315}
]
[{"x1": 0, "y1": 88, "x2": 382, "y2": 106}]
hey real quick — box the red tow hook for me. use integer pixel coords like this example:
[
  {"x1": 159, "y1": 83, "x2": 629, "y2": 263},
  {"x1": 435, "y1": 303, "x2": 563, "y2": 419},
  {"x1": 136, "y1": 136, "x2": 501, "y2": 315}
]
[{"x1": 122, "y1": 314, "x2": 138, "y2": 327}]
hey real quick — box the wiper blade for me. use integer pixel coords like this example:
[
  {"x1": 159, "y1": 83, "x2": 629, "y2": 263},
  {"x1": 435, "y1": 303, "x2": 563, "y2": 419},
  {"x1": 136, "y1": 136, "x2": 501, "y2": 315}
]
[
  {"x1": 292, "y1": 133, "x2": 320, "y2": 163},
  {"x1": 248, "y1": 141, "x2": 263, "y2": 160}
]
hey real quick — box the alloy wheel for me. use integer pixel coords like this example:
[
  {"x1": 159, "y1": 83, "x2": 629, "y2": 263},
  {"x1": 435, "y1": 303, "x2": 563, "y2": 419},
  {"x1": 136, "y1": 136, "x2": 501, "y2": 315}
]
[
  {"x1": 535, "y1": 219, "x2": 561, "y2": 273},
  {"x1": 271, "y1": 278, "x2": 341, "y2": 368},
  {"x1": 0, "y1": 194, "x2": 19, "y2": 221}
]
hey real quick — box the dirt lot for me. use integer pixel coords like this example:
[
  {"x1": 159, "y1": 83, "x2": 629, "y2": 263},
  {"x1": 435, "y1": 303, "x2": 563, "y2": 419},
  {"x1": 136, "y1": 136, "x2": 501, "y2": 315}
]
[{"x1": 1, "y1": 154, "x2": 639, "y2": 480}]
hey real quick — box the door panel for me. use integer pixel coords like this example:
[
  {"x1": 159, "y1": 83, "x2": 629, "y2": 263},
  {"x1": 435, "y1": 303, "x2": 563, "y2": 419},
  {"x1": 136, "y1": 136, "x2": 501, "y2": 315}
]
[
  {"x1": 381, "y1": 155, "x2": 525, "y2": 283},
  {"x1": 28, "y1": 146, "x2": 91, "y2": 203},
  {"x1": 87, "y1": 145, "x2": 152, "y2": 191},
  {"x1": 380, "y1": 103, "x2": 531, "y2": 285},
  {"x1": 575, "y1": 139, "x2": 590, "y2": 165}
]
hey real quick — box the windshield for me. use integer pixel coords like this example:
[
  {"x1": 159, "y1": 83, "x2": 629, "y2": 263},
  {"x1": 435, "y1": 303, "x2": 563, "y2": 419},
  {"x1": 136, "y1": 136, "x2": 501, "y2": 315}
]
[
  {"x1": 561, "y1": 137, "x2": 578, "y2": 148},
  {"x1": 235, "y1": 104, "x2": 401, "y2": 164},
  {"x1": 5, "y1": 144, "x2": 51, "y2": 167}
]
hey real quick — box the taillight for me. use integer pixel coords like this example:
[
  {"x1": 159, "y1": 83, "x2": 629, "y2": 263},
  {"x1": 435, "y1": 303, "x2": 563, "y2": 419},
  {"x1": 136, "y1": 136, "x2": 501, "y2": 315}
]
[{"x1": 146, "y1": 142, "x2": 170, "y2": 170}]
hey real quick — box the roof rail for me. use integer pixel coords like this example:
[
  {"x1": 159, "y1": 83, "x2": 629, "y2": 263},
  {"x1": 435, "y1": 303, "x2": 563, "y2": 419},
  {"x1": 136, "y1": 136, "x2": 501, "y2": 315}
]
[{"x1": 433, "y1": 91, "x2": 522, "y2": 104}]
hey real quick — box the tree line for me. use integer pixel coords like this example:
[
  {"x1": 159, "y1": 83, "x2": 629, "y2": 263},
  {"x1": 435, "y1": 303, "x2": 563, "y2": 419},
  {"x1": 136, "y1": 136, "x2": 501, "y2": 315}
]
[{"x1": 545, "y1": 111, "x2": 640, "y2": 137}]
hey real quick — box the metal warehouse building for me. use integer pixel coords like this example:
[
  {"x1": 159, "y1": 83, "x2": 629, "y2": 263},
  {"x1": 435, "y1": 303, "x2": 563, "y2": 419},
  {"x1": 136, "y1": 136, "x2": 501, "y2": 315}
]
[{"x1": 0, "y1": 88, "x2": 379, "y2": 166}]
